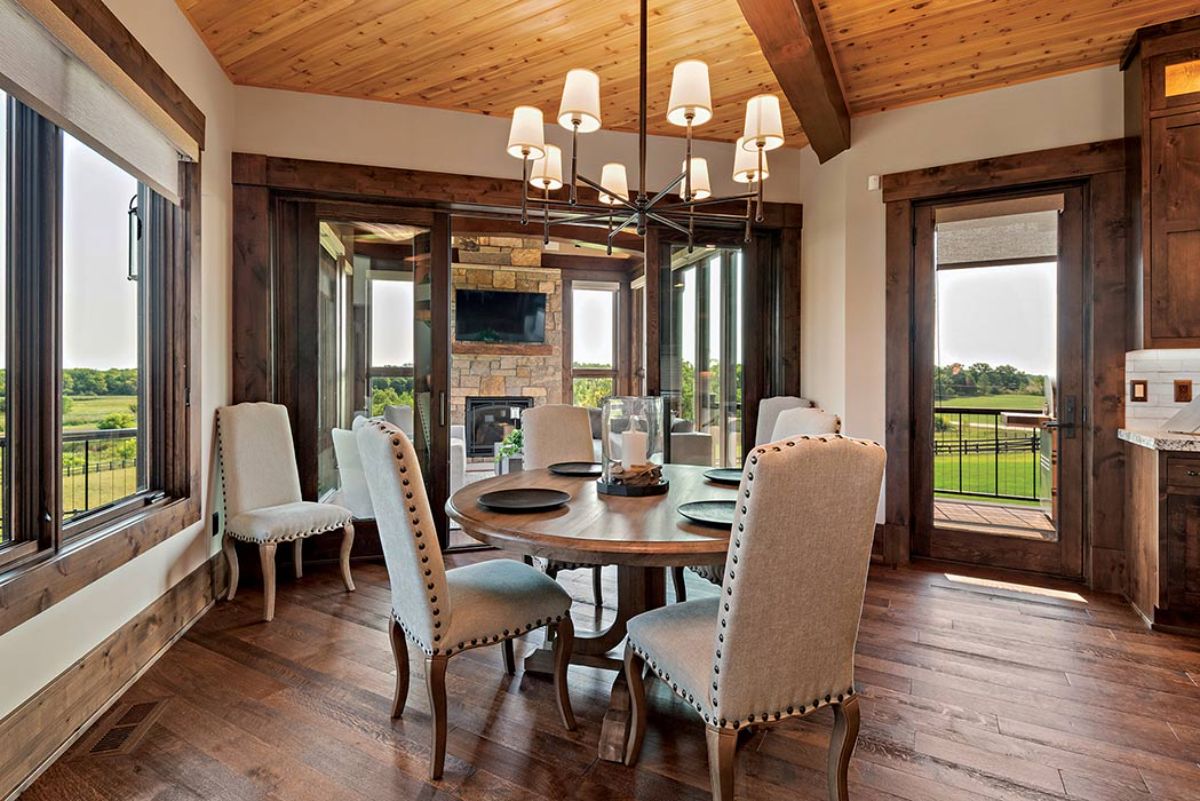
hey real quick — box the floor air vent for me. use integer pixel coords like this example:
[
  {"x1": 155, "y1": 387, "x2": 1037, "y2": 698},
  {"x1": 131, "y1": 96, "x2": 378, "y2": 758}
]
[{"x1": 74, "y1": 699, "x2": 167, "y2": 758}]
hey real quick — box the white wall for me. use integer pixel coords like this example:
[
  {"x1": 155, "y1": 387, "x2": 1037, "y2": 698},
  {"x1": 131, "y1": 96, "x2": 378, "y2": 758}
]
[
  {"x1": 797, "y1": 66, "x2": 1127, "y2": 460},
  {"x1": 234, "y1": 86, "x2": 808, "y2": 203},
  {"x1": 0, "y1": 0, "x2": 235, "y2": 721}
]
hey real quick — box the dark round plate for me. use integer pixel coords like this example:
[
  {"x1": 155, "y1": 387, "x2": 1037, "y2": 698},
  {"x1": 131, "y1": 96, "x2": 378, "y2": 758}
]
[
  {"x1": 678, "y1": 500, "x2": 737, "y2": 528},
  {"x1": 478, "y1": 488, "x2": 571, "y2": 513},
  {"x1": 704, "y1": 468, "x2": 742, "y2": 486},
  {"x1": 549, "y1": 461, "x2": 603, "y2": 477}
]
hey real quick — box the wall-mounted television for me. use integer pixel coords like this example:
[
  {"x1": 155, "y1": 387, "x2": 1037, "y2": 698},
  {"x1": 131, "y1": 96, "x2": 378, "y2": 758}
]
[{"x1": 455, "y1": 289, "x2": 547, "y2": 344}]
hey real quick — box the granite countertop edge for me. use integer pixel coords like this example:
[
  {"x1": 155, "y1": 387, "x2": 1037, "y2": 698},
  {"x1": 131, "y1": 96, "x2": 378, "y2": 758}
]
[{"x1": 1118, "y1": 428, "x2": 1200, "y2": 452}]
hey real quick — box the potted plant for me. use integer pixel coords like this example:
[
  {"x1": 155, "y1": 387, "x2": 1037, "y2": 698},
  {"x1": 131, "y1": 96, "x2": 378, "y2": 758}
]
[{"x1": 494, "y1": 428, "x2": 524, "y2": 475}]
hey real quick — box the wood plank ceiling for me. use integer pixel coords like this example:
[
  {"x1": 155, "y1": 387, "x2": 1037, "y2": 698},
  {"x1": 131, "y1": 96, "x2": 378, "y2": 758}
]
[{"x1": 179, "y1": 0, "x2": 1200, "y2": 145}]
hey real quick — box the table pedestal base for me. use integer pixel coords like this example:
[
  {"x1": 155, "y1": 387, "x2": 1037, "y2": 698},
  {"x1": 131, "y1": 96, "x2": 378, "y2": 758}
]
[{"x1": 522, "y1": 564, "x2": 667, "y2": 762}]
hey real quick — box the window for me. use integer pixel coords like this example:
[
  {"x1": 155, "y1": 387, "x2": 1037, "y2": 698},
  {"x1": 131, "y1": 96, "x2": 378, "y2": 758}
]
[
  {"x1": 0, "y1": 94, "x2": 191, "y2": 569},
  {"x1": 60, "y1": 133, "x2": 146, "y2": 521},
  {"x1": 0, "y1": 91, "x2": 7, "y2": 546},
  {"x1": 368, "y1": 272, "x2": 416, "y2": 417},
  {"x1": 570, "y1": 283, "x2": 618, "y2": 408}
]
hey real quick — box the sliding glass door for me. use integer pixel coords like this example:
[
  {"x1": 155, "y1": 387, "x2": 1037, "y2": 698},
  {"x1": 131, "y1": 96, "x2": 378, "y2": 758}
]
[
  {"x1": 660, "y1": 245, "x2": 744, "y2": 467},
  {"x1": 312, "y1": 213, "x2": 452, "y2": 546}
]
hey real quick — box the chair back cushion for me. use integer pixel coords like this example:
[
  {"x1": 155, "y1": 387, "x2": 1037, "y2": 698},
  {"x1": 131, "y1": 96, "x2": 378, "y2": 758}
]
[
  {"x1": 216, "y1": 403, "x2": 303, "y2": 518},
  {"x1": 670, "y1": 431, "x2": 713, "y2": 466},
  {"x1": 521, "y1": 404, "x2": 595, "y2": 469},
  {"x1": 357, "y1": 421, "x2": 450, "y2": 652},
  {"x1": 384, "y1": 404, "x2": 414, "y2": 436},
  {"x1": 712, "y1": 435, "x2": 885, "y2": 726},
  {"x1": 332, "y1": 428, "x2": 374, "y2": 518},
  {"x1": 754, "y1": 396, "x2": 814, "y2": 446},
  {"x1": 770, "y1": 408, "x2": 841, "y2": 440}
]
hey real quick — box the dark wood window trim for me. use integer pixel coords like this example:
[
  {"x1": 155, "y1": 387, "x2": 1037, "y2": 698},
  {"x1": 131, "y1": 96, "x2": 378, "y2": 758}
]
[
  {"x1": 0, "y1": 141, "x2": 201, "y2": 640},
  {"x1": 881, "y1": 138, "x2": 1129, "y2": 591}
]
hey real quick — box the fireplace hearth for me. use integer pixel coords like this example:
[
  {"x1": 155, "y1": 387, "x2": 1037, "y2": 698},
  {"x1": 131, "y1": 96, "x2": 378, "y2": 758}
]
[{"x1": 464, "y1": 396, "x2": 534, "y2": 457}]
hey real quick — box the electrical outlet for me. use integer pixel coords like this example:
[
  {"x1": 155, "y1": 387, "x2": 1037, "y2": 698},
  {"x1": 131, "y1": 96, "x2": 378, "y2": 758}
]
[
  {"x1": 1130, "y1": 379, "x2": 1149, "y2": 402},
  {"x1": 1175, "y1": 379, "x2": 1193, "y2": 403}
]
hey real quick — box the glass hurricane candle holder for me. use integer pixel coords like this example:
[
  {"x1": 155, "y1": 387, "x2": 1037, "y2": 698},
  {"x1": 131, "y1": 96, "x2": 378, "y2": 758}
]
[{"x1": 598, "y1": 396, "x2": 668, "y2": 496}]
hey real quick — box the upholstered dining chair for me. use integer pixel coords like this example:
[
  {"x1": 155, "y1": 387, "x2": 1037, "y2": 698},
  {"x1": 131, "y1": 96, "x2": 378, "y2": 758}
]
[
  {"x1": 217, "y1": 403, "x2": 356, "y2": 622},
  {"x1": 356, "y1": 421, "x2": 576, "y2": 780},
  {"x1": 754, "y1": 396, "x2": 814, "y2": 446},
  {"x1": 521, "y1": 404, "x2": 605, "y2": 607},
  {"x1": 771, "y1": 407, "x2": 842, "y2": 440},
  {"x1": 677, "y1": 401, "x2": 836, "y2": 596},
  {"x1": 624, "y1": 435, "x2": 885, "y2": 801}
]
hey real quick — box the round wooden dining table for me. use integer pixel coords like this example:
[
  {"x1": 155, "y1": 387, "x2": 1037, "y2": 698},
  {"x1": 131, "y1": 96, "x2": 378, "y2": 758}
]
[{"x1": 446, "y1": 463, "x2": 735, "y2": 761}]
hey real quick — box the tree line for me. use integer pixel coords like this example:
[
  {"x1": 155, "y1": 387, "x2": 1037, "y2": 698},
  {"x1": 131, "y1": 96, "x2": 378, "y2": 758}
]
[
  {"x1": 934, "y1": 362, "x2": 1046, "y2": 399},
  {"x1": 0, "y1": 367, "x2": 139, "y2": 397}
]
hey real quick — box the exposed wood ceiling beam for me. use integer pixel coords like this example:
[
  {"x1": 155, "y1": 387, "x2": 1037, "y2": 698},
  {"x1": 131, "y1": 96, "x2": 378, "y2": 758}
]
[{"x1": 736, "y1": 0, "x2": 850, "y2": 162}]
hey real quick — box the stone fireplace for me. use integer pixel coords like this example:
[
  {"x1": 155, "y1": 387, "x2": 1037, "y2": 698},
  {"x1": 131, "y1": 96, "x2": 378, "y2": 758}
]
[
  {"x1": 451, "y1": 236, "x2": 564, "y2": 461},
  {"x1": 463, "y1": 396, "x2": 534, "y2": 457}
]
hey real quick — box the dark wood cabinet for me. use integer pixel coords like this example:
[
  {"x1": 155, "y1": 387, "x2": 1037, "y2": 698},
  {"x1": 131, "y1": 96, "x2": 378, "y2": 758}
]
[
  {"x1": 1126, "y1": 444, "x2": 1200, "y2": 633},
  {"x1": 1124, "y1": 18, "x2": 1200, "y2": 347}
]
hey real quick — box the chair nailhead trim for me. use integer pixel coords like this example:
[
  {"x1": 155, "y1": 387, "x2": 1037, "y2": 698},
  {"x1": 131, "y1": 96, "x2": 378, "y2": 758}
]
[{"x1": 628, "y1": 434, "x2": 873, "y2": 729}]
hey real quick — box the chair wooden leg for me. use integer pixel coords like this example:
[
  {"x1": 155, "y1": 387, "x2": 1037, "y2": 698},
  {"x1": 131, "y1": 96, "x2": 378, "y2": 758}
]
[
  {"x1": 222, "y1": 534, "x2": 239, "y2": 601},
  {"x1": 592, "y1": 565, "x2": 604, "y2": 607},
  {"x1": 339, "y1": 523, "x2": 356, "y2": 592},
  {"x1": 623, "y1": 644, "x2": 647, "y2": 766},
  {"x1": 293, "y1": 539, "x2": 303, "y2": 579},
  {"x1": 390, "y1": 618, "x2": 409, "y2": 718},
  {"x1": 552, "y1": 617, "x2": 576, "y2": 731},
  {"x1": 706, "y1": 725, "x2": 738, "y2": 801},
  {"x1": 425, "y1": 655, "x2": 450, "y2": 780},
  {"x1": 828, "y1": 695, "x2": 860, "y2": 801},
  {"x1": 671, "y1": 566, "x2": 687, "y2": 602},
  {"x1": 258, "y1": 543, "x2": 277, "y2": 622},
  {"x1": 502, "y1": 638, "x2": 516, "y2": 676}
]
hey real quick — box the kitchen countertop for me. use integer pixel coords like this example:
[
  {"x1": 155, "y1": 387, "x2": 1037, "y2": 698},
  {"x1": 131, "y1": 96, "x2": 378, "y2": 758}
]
[{"x1": 1118, "y1": 428, "x2": 1200, "y2": 452}]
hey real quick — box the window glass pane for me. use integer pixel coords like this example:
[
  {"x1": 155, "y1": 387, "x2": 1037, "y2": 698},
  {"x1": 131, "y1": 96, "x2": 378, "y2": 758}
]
[
  {"x1": 572, "y1": 288, "x2": 614, "y2": 369},
  {"x1": 61, "y1": 132, "x2": 144, "y2": 521},
  {"x1": 573, "y1": 377, "x2": 613, "y2": 408},
  {"x1": 371, "y1": 278, "x2": 414, "y2": 368},
  {"x1": 0, "y1": 93, "x2": 7, "y2": 544}
]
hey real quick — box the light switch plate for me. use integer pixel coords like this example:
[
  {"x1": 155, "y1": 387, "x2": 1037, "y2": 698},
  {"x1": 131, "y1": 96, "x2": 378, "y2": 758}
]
[{"x1": 1130, "y1": 379, "x2": 1148, "y2": 402}]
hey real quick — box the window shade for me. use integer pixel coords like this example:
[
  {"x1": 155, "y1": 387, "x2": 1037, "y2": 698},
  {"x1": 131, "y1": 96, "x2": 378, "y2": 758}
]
[
  {"x1": 0, "y1": 0, "x2": 191, "y2": 203},
  {"x1": 935, "y1": 210, "x2": 1060, "y2": 268}
]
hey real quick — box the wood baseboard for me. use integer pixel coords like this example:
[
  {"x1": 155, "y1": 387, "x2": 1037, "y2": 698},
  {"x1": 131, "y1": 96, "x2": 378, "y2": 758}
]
[{"x1": 0, "y1": 553, "x2": 218, "y2": 800}]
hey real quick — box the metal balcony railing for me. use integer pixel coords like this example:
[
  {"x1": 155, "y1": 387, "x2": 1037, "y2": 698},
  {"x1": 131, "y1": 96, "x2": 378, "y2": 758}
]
[{"x1": 933, "y1": 407, "x2": 1041, "y2": 502}]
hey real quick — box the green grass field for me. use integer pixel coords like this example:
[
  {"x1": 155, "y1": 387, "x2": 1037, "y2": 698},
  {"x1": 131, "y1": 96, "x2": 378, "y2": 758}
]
[
  {"x1": 935, "y1": 393, "x2": 1046, "y2": 411},
  {"x1": 63, "y1": 395, "x2": 137, "y2": 430}
]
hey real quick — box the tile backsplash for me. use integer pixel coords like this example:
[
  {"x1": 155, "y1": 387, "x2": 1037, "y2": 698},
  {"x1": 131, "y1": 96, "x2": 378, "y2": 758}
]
[{"x1": 1125, "y1": 349, "x2": 1200, "y2": 429}]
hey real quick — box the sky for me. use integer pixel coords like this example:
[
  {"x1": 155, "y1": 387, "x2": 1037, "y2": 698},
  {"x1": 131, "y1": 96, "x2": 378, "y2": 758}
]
[
  {"x1": 573, "y1": 288, "x2": 615, "y2": 365},
  {"x1": 935, "y1": 261, "x2": 1057, "y2": 377},
  {"x1": 371, "y1": 278, "x2": 415, "y2": 366},
  {"x1": 61, "y1": 132, "x2": 139, "y2": 370}
]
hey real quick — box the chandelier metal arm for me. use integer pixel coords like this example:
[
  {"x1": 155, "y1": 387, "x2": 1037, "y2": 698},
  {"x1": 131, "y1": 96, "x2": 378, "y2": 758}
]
[
  {"x1": 645, "y1": 211, "x2": 691, "y2": 238},
  {"x1": 654, "y1": 190, "x2": 759, "y2": 213},
  {"x1": 575, "y1": 173, "x2": 639, "y2": 213}
]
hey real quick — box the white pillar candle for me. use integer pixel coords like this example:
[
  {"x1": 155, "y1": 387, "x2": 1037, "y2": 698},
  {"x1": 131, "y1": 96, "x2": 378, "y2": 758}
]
[{"x1": 621, "y1": 430, "x2": 648, "y2": 469}]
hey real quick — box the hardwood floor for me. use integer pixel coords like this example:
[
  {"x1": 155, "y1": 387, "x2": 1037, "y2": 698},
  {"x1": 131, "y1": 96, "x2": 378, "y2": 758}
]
[{"x1": 23, "y1": 553, "x2": 1200, "y2": 801}]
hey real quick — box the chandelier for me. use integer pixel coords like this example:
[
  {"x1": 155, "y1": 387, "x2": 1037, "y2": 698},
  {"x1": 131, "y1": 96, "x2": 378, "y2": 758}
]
[{"x1": 504, "y1": 0, "x2": 785, "y2": 253}]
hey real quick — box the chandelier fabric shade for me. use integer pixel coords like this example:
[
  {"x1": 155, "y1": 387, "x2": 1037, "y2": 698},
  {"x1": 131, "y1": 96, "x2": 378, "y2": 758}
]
[
  {"x1": 507, "y1": 105, "x2": 546, "y2": 158},
  {"x1": 667, "y1": 60, "x2": 713, "y2": 127},
  {"x1": 680, "y1": 157, "x2": 712, "y2": 199},
  {"x1": 598, "y1": 163, "x2": 630, "y2": 205},
  {"x1": 530, "y1": 144, "x2": 564, "y2": 190},
  {"x1": 742, "y1": 94, "x2": 785, "y2": 151},
  {"x1": 733, "y1": 136, "x2": 769, "y2": 183},
  {"x1": 557, "y1": 68, "x2": 602, "y2": 132}
]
